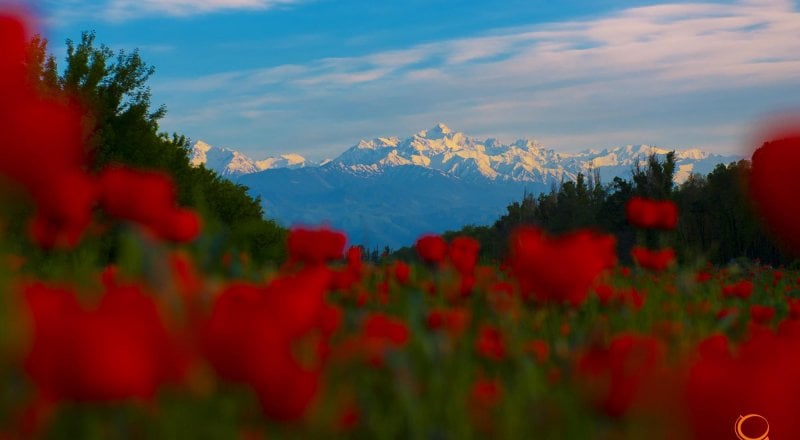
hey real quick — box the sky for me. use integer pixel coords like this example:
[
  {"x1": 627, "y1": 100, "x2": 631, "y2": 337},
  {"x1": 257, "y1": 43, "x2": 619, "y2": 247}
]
[{"x1": 8, "y1": 0, "x2": 800, "y2": 160}]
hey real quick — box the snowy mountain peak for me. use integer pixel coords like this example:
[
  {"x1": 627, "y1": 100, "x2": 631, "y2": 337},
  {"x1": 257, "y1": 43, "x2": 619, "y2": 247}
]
[
  {"x1": 510, "y1": 139, "x2": 543, "y2": 151},
  {"x1": 418, "y1": 122, "x2": 453, "y2": 139},
  {"x1": 193, "y1": 140, "x2": 212, "y2": 154},
  {"x1": 676, "y1": 148, "x2": 709, "y2": 160},
  {"x1": 355, "y1": 137, "x2": 399, "y2": 150},
  {"x1": 190, "y1": 141, "x2": 311, "y2": 176},
  {"x1": 281, "y1": 153, "x2": 307, "y2": 165},
  {"x1": 189, "y1": 140, "x2": 214, "y2": 167}
]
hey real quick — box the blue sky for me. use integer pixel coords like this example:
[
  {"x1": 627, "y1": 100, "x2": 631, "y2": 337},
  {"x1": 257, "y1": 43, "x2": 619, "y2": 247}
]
[{"x1": 12, "y1": 0, "x2": 800, "y2": 159}]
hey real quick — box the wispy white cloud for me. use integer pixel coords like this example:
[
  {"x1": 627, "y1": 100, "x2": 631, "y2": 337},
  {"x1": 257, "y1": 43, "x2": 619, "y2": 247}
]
[
  {"x1": 42, "y1": 0, "x2": 308, "y2": 23},
  {"x1": 153, "y1": 0, "x2": 800, "y2": 157},
  {"x1": 104, "y1": 0, "x2": 305, "y2": 20}
]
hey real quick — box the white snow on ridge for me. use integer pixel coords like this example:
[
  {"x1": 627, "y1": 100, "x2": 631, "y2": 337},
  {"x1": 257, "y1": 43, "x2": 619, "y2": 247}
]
[
  {"x1": 190, "y1": 141, "x2": 313, "y2": 176},
  {"x1": 329, "y1": 123, "x2": 736, "y2": 184},
  {"x1": 189, "y1": 140, "x2": 212, "y2": 167},
  {"x1": 190, "y1": 123, "x2": 740, "y2": 184}
]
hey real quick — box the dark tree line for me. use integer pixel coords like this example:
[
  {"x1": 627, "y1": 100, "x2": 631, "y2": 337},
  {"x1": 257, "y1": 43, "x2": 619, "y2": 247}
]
[{"x1": 396, "y1": 152, "x2": 794, "y2": 267}]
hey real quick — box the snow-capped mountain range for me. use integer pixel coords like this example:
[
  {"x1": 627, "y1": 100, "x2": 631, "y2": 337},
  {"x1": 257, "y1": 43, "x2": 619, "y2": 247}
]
[
  {"x1": 192, "y1": 123, "x2": 735, "y2": 185},
  {"x1": 190, "y1": 140, "x2": 315, "y2": 176},
  {"x1": 191, "y1": 124, "x2": 741, "y2": 248}
]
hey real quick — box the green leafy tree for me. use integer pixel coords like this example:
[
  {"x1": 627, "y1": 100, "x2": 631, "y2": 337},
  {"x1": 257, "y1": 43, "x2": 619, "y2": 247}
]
[
  {"x1": 632, "y1": 151, "x2": 676, "y2": 199},
  {"x1": 20, "y1": 32, "x2": 286, "y2": 265}
]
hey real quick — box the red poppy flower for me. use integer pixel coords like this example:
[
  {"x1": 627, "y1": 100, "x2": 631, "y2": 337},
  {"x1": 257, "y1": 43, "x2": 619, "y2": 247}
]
[
  {"x1": 625, "y1": 196, "x2": 679, "y2": 230},
  {"x1": 0, "y1": 16, "x2": 97, "y2": 249},
  {"x1": 631, "y1": 246, "x2": 675, "y2": 272},
  {"x1": 722, "y1": 280, "x2": 754, "y2": 300},
  {"x1": 98, "y1": 166, "x2": 200, "y2": 242},
  {"x1": 331, "y1": 246, "x2": 364, "y2": 290},
  {"x1": 202, "y1": 268, "x2": 331, "y2": 420},
  {"x1": 716, "y1": 306, "x2": 738, "y2": 321},
  {"x1": 594, "y1": 284, "x2": 615, "y2": 305},
  {"x1": 360, "y1": 313, "x2": 410, "y2": 366},
  {"x1": 363, "y1": 313, "x2": 409, "y2": 346},
  {"x1": 0, "y1": 14, "x2": 29, "y2": 86},
  {"x1": 509, "y1": 226, "x2": 617, "y2": 306},
  {"x1": 470, "y1": 378, "x2": 502, "y2": 408},
  {"x1": 750, "y1": 305, "x2": 775, "y2": 325},
  {"x1": 426, "y1": 307, "x2": 470, "y2": 338},
  {"x1": 788, "y1": 299, "x2": 800, "y2": 320},
  {"x1": 336, "y1": 403, "x2": 360, "y2": 432},
  {"x1": 749, "y1": 134, "x2": 800, "y2": 253},
  {"x1": 415, "y1": 234, "x2": 448, "y2": 266},
  {"x1": 619, "y1": 287, "x2": 645, "y2": 310},
  {"x1": 169, "y1": 251, "x2": 202, "y2": 300},
  {"x1": 576, "y1": 333, "x2": 665, "y2": 418},
  {"x1": 22, "y1": 282, "x2": 186, "y2": 402},
  {"x1": 524, "y1": 339, "x2": 550, "y2": 363},
  {"x1": 287, "y1": 226, "x2": 347, "y2": 266},
  {"x1": 448, "y1": 236, "x2": 480, "y2": 274},
  {"x1": 393, "y1": 260, "x2": 411, "y2": 285},
  {"x1": 475, "y1": 325, "x2": 506, "y2": 361},
  {"x1": 695, "y1": 271, "x2": 713, "y2": 283},
  {"x1": 346, "y1": 246, "x2": 363, "y2": 269},
  {"x1": 245, "y1": 327, "x2": 322, "y2": 422},
  {"x1": 468, "y1": 377, "x2": 503, "y2": 432},
  {"x1": 772, "y1": 270, "x2": 783, "y2": 285},
  {"x1": 154, "y1": 208, "x2": 201, "y2": 243}
]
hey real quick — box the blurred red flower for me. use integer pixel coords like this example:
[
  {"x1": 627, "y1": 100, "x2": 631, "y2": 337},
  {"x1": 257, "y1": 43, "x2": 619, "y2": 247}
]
[
  {"x1": 287, "y1": 226, "x2": 347, "y2": 266},
  {"x1": 470, "y1": 378, "x2": 502, "y2": 408},
  {"x1": 0, "y1": 15, "x2": 98, "y2": 248},
  {"x1": 722, "y1": 280, "x2": 754, "y2": 300},
  {"x1": 576, "y1": 333, "x2": 665, "y2": 418},
  {"x1": 202, "y1": 267, "x2": 331, "y2": 420},
  {"x1": 594, "y1": 284, "x2": 615, "y2": 305},
  {"x1": 0, "y1": 14, "x2": 29, "y2": 86},
  {"x1": 750, "y1": 305, "x2": 775, "y2": 325},
  {"x1": 695, "y1": 271, "x2": 713, "y2": 283},
  {"x1": 625, "y1": 196, "x2": 678, "y2": 230},
  {"x1": 155, "y1": 208, "x2": 201, "y2": 243},
  {"x1": 468, "y1": 377, "x2": 503, "y2": 433},
  {"x1": 393, "y1": 260, "x2": 411, "y2": 285},
  {"x1": 331, "y1": 246, "x2": 365, "y2": 290},
  {"x1": 336, "y1": 402, "x2": 360, "y2": 432},
  {"x1": 631, "y1": 246, "x2": 675, "y2": 272},
  {"x1": 715, "y1": 306, "x2": 738, "y2": 321},
  {"x1": 415, "y1": 234, "x2": 448, "y2": 266},
  {"x1": 524, "y1": 339, "x2": 550, "y2": 363},
  {"x1": 99, "y1": 166, "x2": 200, "y2": 242},
  {"x1": 448, "y1": 236, "x2": 480, "y2": 274},
  {"x1": 788, "y1": 299, "x2": 800, "y2": 320},
  {"x1": 360, "y1": 313, "x2": 410, "y2": 366},
  {"x1": 509, "y1": 226, "x2": 617, "y2": 306},
  {"x1": 685, "y1": 331, "x2": 800, "y2": 439},
  {"x1": 22, "y1": 282, "x2": 186, "y2": 402},
  {"x1": 749, "y1": 134, "x2": 800, "y2": 253},
  {"x1": 475, "y1": 325, "x2": 506, "y2": 361},
  {"x1": 426, "y1": 307, "x2": 470, "y2": 338},
  {"x1": 363, "y1": 313, "x2": 409, "y2": 346}
]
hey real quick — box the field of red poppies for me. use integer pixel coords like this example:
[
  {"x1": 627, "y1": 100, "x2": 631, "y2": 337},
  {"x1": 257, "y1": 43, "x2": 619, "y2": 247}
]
[{"x1": 2, "y1": 11, "x2": 800, "y2": 440}]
